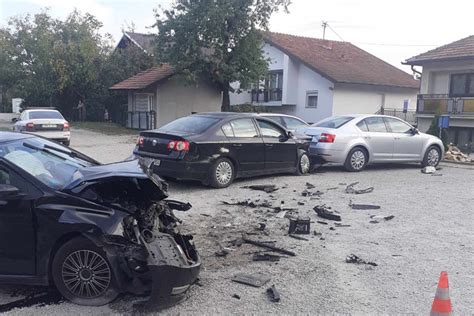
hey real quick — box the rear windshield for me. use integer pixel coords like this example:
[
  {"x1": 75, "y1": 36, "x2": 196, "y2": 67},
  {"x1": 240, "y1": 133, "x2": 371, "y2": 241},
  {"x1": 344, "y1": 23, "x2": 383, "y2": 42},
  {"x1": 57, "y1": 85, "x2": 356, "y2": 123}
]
[
  {"x1": 313, "y1": 116, "x2": 354, "y2": 129},
  {"x1": 29, "y1": 111, "x2": 63, "y2": 120},
  {"x1": 159, "y1": 115, "x2": 220, "y2": 134}
]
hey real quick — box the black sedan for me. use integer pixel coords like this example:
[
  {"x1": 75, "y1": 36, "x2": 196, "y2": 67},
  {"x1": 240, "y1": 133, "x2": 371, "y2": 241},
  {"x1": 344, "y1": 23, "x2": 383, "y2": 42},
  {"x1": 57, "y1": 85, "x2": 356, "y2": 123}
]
[
  {"x1": 0, "y1": 132, "x2": 200, "y2": 307},
  {"x1": 133, "y1": 113, "x2": 311, "y2": 188}
]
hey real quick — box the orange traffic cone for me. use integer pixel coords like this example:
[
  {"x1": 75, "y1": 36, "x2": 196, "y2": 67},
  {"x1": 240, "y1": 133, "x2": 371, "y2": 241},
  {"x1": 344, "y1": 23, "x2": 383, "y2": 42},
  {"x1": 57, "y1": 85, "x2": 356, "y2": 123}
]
[{"x1": 430, "y1": 271, "x2": 452, "y2": 316}]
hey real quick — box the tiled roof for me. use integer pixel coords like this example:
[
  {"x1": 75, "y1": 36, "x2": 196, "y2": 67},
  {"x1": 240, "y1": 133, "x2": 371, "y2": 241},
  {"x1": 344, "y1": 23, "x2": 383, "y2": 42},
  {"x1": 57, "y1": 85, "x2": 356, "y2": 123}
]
[
  {"x1": 109, "y1": 64, "x2": 174, "y2": 90},
  {"x1": 404, "y1": 35, "x2": 474, "y2": 65},
  {"x1": 264, "y1": 32, "x2": 419, "y2": 89}
]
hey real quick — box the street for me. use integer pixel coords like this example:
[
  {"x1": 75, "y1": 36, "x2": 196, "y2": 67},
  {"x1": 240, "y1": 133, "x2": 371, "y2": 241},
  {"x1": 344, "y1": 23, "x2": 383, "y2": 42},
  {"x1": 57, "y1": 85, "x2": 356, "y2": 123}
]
[{"x1": 0, "y1": 128, "x2": 472, "y2": 314}]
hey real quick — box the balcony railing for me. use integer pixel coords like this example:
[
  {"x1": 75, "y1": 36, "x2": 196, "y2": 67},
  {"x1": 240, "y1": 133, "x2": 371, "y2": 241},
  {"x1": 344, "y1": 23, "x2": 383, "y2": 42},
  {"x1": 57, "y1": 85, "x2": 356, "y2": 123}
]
[
  {"x1": 251, "y1": 88, "x2": 282, "y2": 103},
  {"x1": 417, "y1": 94, "x2": 474, "y2": 115}
]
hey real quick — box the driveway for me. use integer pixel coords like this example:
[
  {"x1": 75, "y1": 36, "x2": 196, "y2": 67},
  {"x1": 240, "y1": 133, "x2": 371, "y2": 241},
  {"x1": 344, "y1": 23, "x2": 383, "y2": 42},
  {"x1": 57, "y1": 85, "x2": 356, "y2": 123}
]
[{"x1": 0, "y1": 127, "x2": 473, "y2": 315}]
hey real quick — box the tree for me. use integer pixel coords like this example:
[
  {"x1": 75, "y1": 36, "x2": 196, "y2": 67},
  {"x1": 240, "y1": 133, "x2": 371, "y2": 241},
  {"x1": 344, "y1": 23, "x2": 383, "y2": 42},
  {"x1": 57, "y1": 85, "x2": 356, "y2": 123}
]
[{"x1": 154, "y1": 0, "x2": 290, "y2": 111}]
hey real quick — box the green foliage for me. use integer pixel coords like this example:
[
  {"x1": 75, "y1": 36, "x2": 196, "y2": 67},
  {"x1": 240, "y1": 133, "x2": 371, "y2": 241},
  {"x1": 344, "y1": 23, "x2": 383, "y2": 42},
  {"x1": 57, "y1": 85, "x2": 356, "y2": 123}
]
[{"x1": 154, "y1": 0, "x2": 291, "y2": 111}]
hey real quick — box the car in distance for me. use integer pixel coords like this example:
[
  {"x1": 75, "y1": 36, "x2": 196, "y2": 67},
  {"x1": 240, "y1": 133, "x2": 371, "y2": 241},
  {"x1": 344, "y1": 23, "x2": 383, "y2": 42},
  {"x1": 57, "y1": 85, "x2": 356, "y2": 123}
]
[
  {"x1": 133, "y1": 112, "x2": 311, "y2": 188},
  {"x1": 0, "y1": 132, "x2": 200, "y2": 306},
  {"x1": 12, "y1": 108, "x2": 71, "y2": 146},
  {"x1": 295, "y1": 114, "x2": 444, "y2": 172},
  {"x1": 258, "y1": 113, "x2": 309, "y2": 132}
]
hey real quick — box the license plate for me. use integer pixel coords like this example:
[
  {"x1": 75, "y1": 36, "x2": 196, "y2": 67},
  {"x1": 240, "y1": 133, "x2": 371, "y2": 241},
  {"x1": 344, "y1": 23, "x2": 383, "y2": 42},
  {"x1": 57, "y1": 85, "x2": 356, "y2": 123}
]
[{"x1": 42, "y1": 124, "x2": 57, "y2": 128}]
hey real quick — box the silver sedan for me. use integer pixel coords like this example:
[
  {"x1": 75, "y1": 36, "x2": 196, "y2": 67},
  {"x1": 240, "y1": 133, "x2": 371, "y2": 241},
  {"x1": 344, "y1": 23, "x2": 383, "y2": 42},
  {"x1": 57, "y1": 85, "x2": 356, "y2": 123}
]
[{"x1": 295, "y1": 114, "x2": 444, "y2": 171}]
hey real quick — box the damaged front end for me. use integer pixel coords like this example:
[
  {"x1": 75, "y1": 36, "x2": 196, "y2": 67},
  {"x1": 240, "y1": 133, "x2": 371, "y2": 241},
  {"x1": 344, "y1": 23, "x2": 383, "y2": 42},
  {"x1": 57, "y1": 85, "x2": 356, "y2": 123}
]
[{"x1": 66, "y1": 158, "x2": 201, "y2": 308}]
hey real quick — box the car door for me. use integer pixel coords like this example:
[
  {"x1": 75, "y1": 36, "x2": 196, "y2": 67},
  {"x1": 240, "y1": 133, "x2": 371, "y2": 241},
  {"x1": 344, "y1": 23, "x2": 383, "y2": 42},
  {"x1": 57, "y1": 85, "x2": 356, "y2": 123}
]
[
  {"x1": 224, "y1": 118, "x2": 265, "y2": 173},
  {"x1": 384, "y1": 117, "x2": 424, "y2": 161},
  {"x1": 0, "y1": 163, "x2": 37, "y2": 275},
  {"x1": 359, "y1": 117, "x2": 394, "y2": 161},
  {"x1": 256, "y1": 119, "x2": 296, "y2": 170}
]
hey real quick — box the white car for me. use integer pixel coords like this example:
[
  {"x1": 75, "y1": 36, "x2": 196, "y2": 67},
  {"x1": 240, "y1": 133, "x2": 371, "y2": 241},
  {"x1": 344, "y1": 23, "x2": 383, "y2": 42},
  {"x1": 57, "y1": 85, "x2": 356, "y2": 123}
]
[
  {"x1": 12, "y1": 108, "x2": 71, "y2": 146},
  {"x1": 296, "y1": 114, "x2": 444, "y2": 171}
]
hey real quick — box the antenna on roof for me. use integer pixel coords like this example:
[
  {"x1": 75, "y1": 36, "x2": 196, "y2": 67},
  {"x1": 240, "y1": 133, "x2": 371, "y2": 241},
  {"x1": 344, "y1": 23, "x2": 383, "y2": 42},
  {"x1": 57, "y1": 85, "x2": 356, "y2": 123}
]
[{"x1": 321, "y1": 21, "x2": 328, "y2": 40}]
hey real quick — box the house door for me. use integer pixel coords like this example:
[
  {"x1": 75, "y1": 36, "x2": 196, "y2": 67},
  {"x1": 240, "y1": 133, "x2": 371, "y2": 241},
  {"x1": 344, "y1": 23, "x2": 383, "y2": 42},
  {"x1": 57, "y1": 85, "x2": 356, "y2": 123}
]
[{"x1": 132, "y1": 93, "x2": 154, "y2": 129}]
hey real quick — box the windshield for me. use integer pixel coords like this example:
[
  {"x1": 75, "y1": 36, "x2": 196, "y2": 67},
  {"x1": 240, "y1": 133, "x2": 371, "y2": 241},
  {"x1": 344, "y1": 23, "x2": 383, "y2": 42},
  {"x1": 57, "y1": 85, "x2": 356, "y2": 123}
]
[
  {"x1": 29, "y1": 110, "x2": 64, "y2": 120},
  {"x1": 0, "y1": 138, "x2": 96, "y2": 189},
  {"x1": 313, "y1": 116, "x2": 354, "y2": 129},
  {"x1": 160, "y1": 115, "x2": 220, "y2": 134}
]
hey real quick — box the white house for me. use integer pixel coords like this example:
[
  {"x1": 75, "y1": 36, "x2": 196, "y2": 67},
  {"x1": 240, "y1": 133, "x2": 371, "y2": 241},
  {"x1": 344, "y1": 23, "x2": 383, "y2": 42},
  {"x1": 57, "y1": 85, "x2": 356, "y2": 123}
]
[
  {"x1": 403, "y1": 35, "x2": 474, "y2": 149},
  {"x1": 230, "y1": 32, "x2": 420, "y2": 123},
  {"x1": 110, "y1": 64, "x2": 221, "y2": 129}
]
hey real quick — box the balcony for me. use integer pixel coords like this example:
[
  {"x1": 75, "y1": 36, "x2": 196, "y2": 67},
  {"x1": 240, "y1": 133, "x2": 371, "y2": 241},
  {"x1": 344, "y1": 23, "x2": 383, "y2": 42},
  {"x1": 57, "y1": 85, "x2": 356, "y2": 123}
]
[
  {"x1": 251, "y1": 88, "x2": 282, "y2": 104},
  {"x1": 417, "y1": 94, "x2": 474, "y2": 116}
]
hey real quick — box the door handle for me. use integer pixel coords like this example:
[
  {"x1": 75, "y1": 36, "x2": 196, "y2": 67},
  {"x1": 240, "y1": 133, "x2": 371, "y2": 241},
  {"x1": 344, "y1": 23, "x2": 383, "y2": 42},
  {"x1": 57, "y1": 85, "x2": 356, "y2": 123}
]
[
  {"x1": 232, "y1": 143, "x2": 242, "y2": 147},
  {"x1": 265, "y1": 144, "x2": 273, "y2": 147}
]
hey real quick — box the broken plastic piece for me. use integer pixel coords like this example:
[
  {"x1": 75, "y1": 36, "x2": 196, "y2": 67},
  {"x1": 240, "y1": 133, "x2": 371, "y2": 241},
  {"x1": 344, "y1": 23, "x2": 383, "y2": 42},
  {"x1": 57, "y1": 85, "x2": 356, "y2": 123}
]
[
  {"x1": 252, "y1": 253, "x2": 282, "y2": 262},
  {"x1": 350, "y1": 204, "x2": 381, "y2": 210},
  {"x1": 266, "y1": 285, "x2": 281, "y2": 302},
  {"x1": 289, "y1": 234, "x2": 309, "y2": 241},
  {"x1": 241, "y1": 184, "x2": 279, "y2": 193},
  {"x1": 288, "y1": 217, "x2": 310, "y2": 234},
  {"x1": 232, "y1": 273, "x2": 271, "y2": 287},
  {"x1": 314, "y1": 205, "x2": 341, "y2": 221},
  {"x1": 345, "y1": 182, "x2": 374, "y2": 194},
  {"x1": 232, "y1": 294, "x2": 241, "y2": 300},
  {"x1": 345, "y1": 254, "x2": 377, "y2": 266},
  {"x1": 243, "y1": 237, "x2": 296, "y2": 256}
]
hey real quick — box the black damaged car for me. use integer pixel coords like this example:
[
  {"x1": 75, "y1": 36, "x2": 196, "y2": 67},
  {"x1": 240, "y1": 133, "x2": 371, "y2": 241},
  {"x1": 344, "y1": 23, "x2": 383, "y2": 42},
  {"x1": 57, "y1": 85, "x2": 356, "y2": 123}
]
[
  {"x1": 134, "y1": 113, "x2": 311, "y2": 188},
  {"x1": 0, "y1": 132, "x2": 200, "y2": 307}
]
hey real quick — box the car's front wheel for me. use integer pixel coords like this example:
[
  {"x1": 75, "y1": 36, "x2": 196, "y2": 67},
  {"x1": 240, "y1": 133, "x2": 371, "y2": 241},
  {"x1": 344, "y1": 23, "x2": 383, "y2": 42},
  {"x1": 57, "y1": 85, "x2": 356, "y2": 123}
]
[
  {"x1": 296, "y1": 152, "x2": 311, "y2": 175},
  {"x1": 209, "y1": 158, "x2": 235, "y2": 188},
  {"x1": 422, "y1": 145, "x2": 441, "y2": 167},
  {"x1": 344, "y1": 147, "x2": 368, "y2": 172},
  {"x1": 52, "y1": 237, "x2": 119, "y2": 306}
]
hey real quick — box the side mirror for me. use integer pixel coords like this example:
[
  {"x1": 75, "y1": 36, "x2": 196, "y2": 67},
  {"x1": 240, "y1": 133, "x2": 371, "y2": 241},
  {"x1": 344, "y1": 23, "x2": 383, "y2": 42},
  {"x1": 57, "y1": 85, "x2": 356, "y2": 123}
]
[
  {"x1": 11, "y1": 118, "x2": 18, "y2": 123},
  {"x1": 0, "y1": 184, "x2": 20, "y2": 199},
  {"x1": 287, "y1": 131, "x2": 294, "y2": 138},
  {"x1": 410, "y1": 127, "x2": 419, "y2": 135}
]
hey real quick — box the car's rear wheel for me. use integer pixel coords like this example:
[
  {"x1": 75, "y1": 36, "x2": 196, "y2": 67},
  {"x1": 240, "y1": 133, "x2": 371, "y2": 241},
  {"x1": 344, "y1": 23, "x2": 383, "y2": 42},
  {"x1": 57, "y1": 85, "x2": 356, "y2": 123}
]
[
  {"x1": 209, "y1": 158, "x2": 235, "y2": 188},
  {"x1": 422, "y1": 145, "x2": 441, "y2": 167},
  {"x1": 344, "y1": 147, "x2": 368, "y2": 172},
  {"x1": 296, "y1": 152, "x2": 311, "y2": 175},
  {"x1": 52, "y1": 237, "x2": 119, "y2": 306}
]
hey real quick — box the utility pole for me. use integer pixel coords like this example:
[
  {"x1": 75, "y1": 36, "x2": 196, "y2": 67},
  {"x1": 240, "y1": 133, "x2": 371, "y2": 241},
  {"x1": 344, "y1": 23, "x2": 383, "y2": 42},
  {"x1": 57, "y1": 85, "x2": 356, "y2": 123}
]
[{"x1": 321, "y1": 21, "x2": 328, "y2": 40}]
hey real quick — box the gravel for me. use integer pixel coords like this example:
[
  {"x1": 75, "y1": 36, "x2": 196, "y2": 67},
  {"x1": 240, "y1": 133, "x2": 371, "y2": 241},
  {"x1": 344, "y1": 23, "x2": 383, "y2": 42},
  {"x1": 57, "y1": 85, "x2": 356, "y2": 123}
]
[{"x1": 1, "y1": 128, "x2": 473, "y2": 315}]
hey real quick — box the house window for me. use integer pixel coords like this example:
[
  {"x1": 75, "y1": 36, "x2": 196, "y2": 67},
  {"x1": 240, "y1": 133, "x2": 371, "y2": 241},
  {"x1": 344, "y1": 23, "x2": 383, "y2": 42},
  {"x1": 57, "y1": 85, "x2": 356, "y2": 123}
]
[
  {"x1": 266, "y1": 71, "x2": 283, "y2": 102},
  {"x1": 306, "y1": 91, "x2": 318, "y2": 108},
  {"x1": 449, "y1": 73, "x2": 474, "y2": 97}
]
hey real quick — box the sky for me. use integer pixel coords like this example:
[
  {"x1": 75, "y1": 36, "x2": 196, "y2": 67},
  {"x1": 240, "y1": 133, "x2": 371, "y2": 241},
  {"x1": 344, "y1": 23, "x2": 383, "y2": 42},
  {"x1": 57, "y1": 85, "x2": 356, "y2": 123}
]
[{"x1": 1, "y1": 0, "x2": 472, "y2": 74}]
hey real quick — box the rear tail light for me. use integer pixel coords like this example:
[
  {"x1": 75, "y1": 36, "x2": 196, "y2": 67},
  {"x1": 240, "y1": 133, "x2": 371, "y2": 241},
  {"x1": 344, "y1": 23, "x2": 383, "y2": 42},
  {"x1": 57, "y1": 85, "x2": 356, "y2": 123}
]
[
  {"x1": 63, "y1": 122, "x2": 70, "y2": 131},
  {"x1": 26, "y1": 122, "x2": 35, "y2": 131},
  {"x1": 319, "y1": 133, "x2": 336, "y2": 143},
  {"x1": 168, "y1": 140, "x2": 190, "y2": 152},
  {"x1": 137, "y1": 136, "x2": 145, "y2": 147}
]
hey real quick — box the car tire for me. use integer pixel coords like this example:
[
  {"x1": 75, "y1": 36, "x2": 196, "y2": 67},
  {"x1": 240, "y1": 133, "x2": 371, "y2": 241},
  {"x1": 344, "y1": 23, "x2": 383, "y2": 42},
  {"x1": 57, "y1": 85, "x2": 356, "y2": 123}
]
[
  {"x1": 295, "y1": 152, "x2": 311, "y2": 175},
  {"x1": 344, "y1": 147, "x2": 368, "y2": 172},
  {"x1": 209, "y1": 158, "x2": 235, "y2": 188},
  {"x1": 421, "y1": 145, "x2": 441, "y2": 167},
  {"x1": 52, "y1": 237, "x2": 119, "y2": 306}
]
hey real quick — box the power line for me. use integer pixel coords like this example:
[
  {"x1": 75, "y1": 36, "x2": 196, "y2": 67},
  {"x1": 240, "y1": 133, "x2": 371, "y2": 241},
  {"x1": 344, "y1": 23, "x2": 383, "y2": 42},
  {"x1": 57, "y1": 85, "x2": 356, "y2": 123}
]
[{"x1": 326, "y1": 23, "x2": 345, "y2": 41}]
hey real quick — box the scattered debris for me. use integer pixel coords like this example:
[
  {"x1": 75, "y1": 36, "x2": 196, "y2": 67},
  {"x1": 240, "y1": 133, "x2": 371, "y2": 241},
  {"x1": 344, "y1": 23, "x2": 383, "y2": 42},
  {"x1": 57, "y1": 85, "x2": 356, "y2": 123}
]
[
  {"x1": 301, "y1": 189, "x2": 324, "y2": 197},
  {"x1": 215, "y1": 242, "x2": 232, "y2": 257},
  {"x1": 275, "y1": 210, "x2": 287, "y2": 218},
  {"x1": 200, "y1": 213, "x2": 211, "y2": 217},
  {"x1": 345, "y1": 254, "x2": 377, "y2": 267},
  {"x1": 232, "y1": 294, "x2": 241, "y2": 300},
  {"x1": 317, "y1": 220, "x2": 328, "y2": 225},
  {"x1": 305, "y1": 182, "x2": 315, "y2": 189},
  {"x1": 369, "y1": 215, "x2": 395, "y2": 223},
  {"x1": 289, "y1": 234, "x2": 309, "y2": 241},
  {"x1": 421, "y1": 166, "x2": 436, "y2": 174},
  {"x1": 288, "y1": 217, "x2": 310, "y2": 234},
  {"x1": 242, "y1": 184, "x2": 279, "y2": 193},
  {"x1": 345, "y1": 182, "x2": 374, "y2": 194},
  {"x1": 313, "y1": 231, "x2": 322, "y2": 236},
  {"x1": 444, "y1": 145, "x2": 473, "y2": 163},
  {"x1": 243, "y1": 237, "x2": 296, "y2": 256},
  {"x1": 350, "y1": 203, "x2": 381, "y2": 210},
  {"x1": 326, "y1": 187, "x2": 338, "y2": 191},
  {"x1": 334, "y1": 223, "x2": 351, "y2": 227},
  {"x1": 314, "y1": 205, "x2": 341, "y2": 221},
  {"x1": 266, "y1": 285, "x2": 281, "y2": 302},
  {"x1": 0, "y1": 290, "x2": 63, "y2": 313},
  {"x1": 222, "y1": 199, "x2": 272, "y2": 208},
  {"x1": 329, "y1": 227, "x2": 335, "y2": 231},
  {"x1": 297, "y1": 201, "x2": 305, "y2": 206},
  {"x1": 252, "y1": 253, "x2": 282, "y2": 262},
  {"x1": 257, "y1": 223, "x2": 266, "y2": 231},
  {"x1": 232, "y1": 273, "x2": 271, "y2": 287}
]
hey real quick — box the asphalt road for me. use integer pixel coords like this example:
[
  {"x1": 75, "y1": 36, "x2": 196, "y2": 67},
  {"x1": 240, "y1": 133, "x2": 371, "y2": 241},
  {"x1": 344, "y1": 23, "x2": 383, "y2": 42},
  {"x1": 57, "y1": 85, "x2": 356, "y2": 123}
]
[{"x1": 0, "y1": 127, "x2": 473, "y2": 315}]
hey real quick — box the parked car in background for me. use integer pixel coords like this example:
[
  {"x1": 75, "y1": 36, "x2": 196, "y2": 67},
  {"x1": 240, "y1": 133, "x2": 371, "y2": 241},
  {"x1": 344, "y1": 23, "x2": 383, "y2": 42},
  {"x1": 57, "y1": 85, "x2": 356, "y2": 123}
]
[
  {"x1": 12, "y1": 108, "x2": 71, "y2": 146},
  {"x1": 133, "y1": 112, "x2": 311, "y2": 188},
  {"x1": 258, "y1": 113, "x2": 309, "y2": 132},
  {"x1": 0, "y1": 132, "x2": 200, "y2": 306},
  {"x1": 296, "y1": 115, "x2": 444, "y2": 172}
]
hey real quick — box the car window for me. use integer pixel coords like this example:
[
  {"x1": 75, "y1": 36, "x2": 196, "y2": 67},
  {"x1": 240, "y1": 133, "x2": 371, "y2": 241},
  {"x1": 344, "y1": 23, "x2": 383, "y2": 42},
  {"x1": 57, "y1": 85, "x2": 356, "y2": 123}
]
[
  {"x1": 313, "y1": 116, "x2": 354, "y2": 129},
  {"x1": 262, "y1": 116, "x2": 284, "y2": 126},
  {"x1": 356, "y1": 120, "x2": 369, "y2": 132},
  {"x1": 0, "y1": 167, "x2": 27, "y2": 193},
  {"x1": 385, "y1": 117, "x2": 412, "y2": 133},
  {"x1": 365, "y1": 117, "x2": 388, "y2": 132},
  {"x1": 160, "y1": 116, "x2": 220, "y2": 134},
  {"x1": 29, "y1": 111, "x2": 64, "y2": 120},
  {"x1": 229, "y1": 119, "x2": 258, "y2": 138},
  {"x1": 221, "y1": 123, "x2": 234, "y2": 137},
  {"x1": 283, "y1": 117, "x2": 307, "y2": 130},
  {"x1": 257, "y1": 120, "x2": 286, "y2": 138},
  {"x1": 20, "y1": 112, "x2": 27, "y2": 120}
]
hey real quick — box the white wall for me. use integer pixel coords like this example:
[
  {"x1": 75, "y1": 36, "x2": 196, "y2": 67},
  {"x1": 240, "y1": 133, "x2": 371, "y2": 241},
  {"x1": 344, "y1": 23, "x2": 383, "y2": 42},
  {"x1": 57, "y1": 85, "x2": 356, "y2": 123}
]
[
  {"x1": 155, "y1": 76, "x2": 221, "y2": 127},
  {"x1": 420, "y1": 59, "x2": 474, "y2": 94},
  {"x1": 333, "y1": 83, "x2": 418, "y2": 115}
]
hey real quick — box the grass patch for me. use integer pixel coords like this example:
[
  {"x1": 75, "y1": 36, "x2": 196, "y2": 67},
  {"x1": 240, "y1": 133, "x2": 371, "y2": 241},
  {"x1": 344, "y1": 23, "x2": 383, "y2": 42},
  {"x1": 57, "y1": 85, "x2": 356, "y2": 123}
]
[{"x1": 71, "y1": 121, "x2": 139, "y2": 135}]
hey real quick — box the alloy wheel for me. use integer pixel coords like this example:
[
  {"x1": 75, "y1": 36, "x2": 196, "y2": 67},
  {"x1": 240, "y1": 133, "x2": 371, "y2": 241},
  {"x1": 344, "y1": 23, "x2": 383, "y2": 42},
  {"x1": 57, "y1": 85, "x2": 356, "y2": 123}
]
[
  {"x1": 427, "y1": 148, "x2": 440, "y2": 166},
  {"x1": 215, "y1": 161, "x2": 233, "y2": 185},
  {"x1": 350, "y1": 150, "x2": 366, "y2": 170},
  {"x1": 300, "y1": 154, "x2": 310, "y2": 174},
  {"x1": 62, "y1": 250, "x2": 111, "y2": 298}
]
